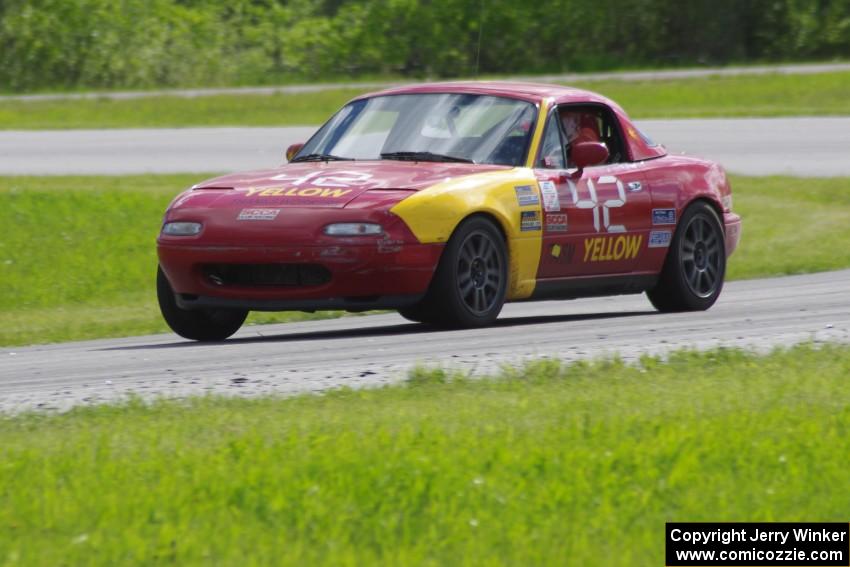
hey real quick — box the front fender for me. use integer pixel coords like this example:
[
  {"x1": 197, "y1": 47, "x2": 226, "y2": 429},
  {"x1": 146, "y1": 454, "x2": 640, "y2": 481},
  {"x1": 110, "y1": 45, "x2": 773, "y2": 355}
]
[{"x1": 390, "y1": 168, "x2": 543, "y2": 299}]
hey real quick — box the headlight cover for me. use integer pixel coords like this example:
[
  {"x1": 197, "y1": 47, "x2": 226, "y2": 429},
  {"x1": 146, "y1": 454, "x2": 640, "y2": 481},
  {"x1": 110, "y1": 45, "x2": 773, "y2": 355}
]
[
  {"x1": 323, "y1": 223, "x2": 383, "y2": 236},
  {"x1": 162, "y1": 222, "x2": 203, "y2": 236}
]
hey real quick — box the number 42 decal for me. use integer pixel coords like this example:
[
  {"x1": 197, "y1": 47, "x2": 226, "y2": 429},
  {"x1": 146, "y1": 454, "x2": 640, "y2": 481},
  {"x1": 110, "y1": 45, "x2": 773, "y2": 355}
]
[{"x1": 567, "y1": 175, "x2": 627, "y2": 233}]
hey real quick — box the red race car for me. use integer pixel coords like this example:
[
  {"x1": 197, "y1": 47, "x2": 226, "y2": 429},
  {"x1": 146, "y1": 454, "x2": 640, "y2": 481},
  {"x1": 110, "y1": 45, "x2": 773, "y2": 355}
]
[{"x1": 157, "y1": 82, "x2": 742, "y2": 340}]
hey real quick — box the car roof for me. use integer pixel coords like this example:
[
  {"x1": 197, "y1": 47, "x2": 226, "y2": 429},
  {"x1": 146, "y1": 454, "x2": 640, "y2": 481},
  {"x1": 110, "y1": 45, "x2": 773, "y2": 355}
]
[
  {"x1": 352, "y1": 81, "x2": 665, "y2": 161},
  {"x1": 356, "y1": 81, "x2": 624, "y2": 109}
]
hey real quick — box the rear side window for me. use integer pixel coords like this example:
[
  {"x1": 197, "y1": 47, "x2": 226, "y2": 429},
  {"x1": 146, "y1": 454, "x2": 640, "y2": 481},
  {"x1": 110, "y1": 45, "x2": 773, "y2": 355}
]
[{"x1": 637, "y1": 128, "x2": 658, "y2": 147}]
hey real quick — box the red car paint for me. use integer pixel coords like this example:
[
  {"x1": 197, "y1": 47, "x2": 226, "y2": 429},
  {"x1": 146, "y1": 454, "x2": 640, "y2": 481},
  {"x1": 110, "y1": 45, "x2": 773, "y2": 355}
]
[{"x1": 157, "y1": 82, "x2": 741, "y2": 312}]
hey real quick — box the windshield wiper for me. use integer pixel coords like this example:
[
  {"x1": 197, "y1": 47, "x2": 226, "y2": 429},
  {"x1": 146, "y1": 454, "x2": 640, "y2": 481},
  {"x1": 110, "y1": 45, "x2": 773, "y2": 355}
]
[
  {"x1": 380, "y1": 151, "x2": 474, "y2": 164},
  {"x1": 291, "y1": 153, "x2": 355, "y2": 162}
]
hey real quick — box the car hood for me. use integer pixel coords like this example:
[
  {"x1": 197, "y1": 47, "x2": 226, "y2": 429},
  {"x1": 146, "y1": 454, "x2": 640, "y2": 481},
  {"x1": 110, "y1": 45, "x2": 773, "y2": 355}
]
[{"x1": 187, "y1": 161, "x2": 509, "y2": 209}]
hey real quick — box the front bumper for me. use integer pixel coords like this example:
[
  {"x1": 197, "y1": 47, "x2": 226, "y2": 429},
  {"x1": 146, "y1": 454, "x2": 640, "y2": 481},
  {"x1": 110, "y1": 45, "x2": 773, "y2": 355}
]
[
  {"x1": 157, "y1": 240, "x2": 443, "y2": 312},
  {"x1": 723, "y1": 212, "x2": 742, "y2": 257}
]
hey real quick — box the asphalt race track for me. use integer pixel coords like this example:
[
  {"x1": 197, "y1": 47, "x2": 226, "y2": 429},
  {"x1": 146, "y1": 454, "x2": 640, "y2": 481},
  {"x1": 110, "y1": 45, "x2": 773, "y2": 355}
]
[
  {"x1": 2, "y1": 117, "x2": 850, "y2": 176},
  {"x1": 1, "y1": 270, "x2": 848, "y2": 413},
  {"x1": 2, "y1": 101, "x2": 850, "y2": 412}
]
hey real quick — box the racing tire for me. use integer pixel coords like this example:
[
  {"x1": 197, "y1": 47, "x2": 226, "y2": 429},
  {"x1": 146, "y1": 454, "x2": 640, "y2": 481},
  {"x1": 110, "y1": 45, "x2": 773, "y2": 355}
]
[
  {"x1": 157, "y1": 266, "x2": 248, "y2": 341},
  {"x1": 397, "y1": 302, "x2": 436, "y2": 325},
  {"x1": 422, "y1": 216, "x2": 508, "y2": 328},
  {"x1": 647, "y1": 201, "x2": 726, "y2": 312}
]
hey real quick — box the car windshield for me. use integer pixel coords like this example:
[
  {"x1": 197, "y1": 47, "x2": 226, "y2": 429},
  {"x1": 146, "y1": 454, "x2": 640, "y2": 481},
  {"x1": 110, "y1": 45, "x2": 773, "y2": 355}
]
[{"x1": 297, "y1": 93, "x2": 538, "y2": 166}]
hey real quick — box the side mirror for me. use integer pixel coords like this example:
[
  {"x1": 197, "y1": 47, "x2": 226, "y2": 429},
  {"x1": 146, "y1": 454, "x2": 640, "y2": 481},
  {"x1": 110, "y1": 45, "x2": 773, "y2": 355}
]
[
  {"x1": 285, "y1": 142, "x2": 304, "y2": 162},
  {"x1": 570, "y1": 142, "x2": 609, "y2": 172}
]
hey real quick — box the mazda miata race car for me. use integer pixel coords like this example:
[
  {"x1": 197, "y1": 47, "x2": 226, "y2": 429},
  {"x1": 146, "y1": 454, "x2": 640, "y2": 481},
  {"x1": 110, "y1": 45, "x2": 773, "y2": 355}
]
[{"x1": 157, "y1": 82, "x2": 742, "y2": 340}]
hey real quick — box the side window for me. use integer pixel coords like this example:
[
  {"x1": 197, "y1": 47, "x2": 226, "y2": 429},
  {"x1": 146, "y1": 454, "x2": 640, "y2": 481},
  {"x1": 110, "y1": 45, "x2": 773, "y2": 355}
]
[
  {"x1": 597, "y1": 109, "x2": 627, "y2": 163},
  {"x1": 536, "y1": 112, "x2": 566, "y2": 169},
  {"x1": 558, "y1": 104, "x2": 629, "y2": 165}
]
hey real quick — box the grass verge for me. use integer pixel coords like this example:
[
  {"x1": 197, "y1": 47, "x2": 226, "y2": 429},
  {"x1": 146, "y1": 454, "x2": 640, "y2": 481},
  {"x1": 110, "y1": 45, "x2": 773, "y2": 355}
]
[
  {"x1": 0, "y1": 175, "x2": 356, "y2": 346},
  {"x1": 1, "y1": 71, "x2": 849, "y2": 129},
  {"x1": 724, "y1": 175, "x2": 850, "y2": 279},
  {"x1": 2, "y1": 173, "x2": 849, "y2": 346},
  {"x1": 1, "y1": 343, "x2": 849, "y2": 565}
]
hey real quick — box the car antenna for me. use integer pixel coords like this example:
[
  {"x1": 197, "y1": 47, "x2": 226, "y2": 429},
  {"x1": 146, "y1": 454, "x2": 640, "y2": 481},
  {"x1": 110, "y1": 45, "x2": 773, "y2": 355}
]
[{"x1": 474, "y1": 0, "x2": 485, "y2": 78}]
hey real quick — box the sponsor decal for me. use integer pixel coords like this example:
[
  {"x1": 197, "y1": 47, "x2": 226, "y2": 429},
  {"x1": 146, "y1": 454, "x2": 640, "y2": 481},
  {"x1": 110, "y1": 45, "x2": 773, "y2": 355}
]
[
  {"x1": 319, "y1": 246, "x2": 346, "y2": 257},
  {"x1": 539, "y1": 180, "x2": 560, "y2": 212},
  {"x1": 652, "y1": 208, "x2": 676, "y2": 225},
  {"x1": 520, "y1": 210, "x2": 542, "y2": 232},
  {"x1": 244, "y1": 187, "x2": 353, "y2": 198},
  {"x1": 649, "y1": 230, "x2": 672, "y2": 248},
  {"x1": 545, "y1": 213, "x2": 568, "y2": 232},
  {"x1": 514, "y1": 185, "x2": 540, "y2": 207},
  {"x1": 583, "y1": 234, "x2": 643, "y2": 262},
  {"x1": 237, "y1": 208, "x2": 280, "y2": 221},
  {"x1": 550, "y1": 242, "x2": 576, "y2": 263},
  {"x1": 377, "y1": 237, "x2": 404, "y2": 254}
]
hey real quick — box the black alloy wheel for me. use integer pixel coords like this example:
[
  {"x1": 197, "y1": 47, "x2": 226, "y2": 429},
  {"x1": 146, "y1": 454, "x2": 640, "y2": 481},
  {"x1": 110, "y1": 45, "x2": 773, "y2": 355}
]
[
  {"x1": 400, "y1": 216, "x2": 507, "y2": 328},
  {"x1": 456, "y1": 228, "x2": 504, "y2": 316},
  {"x1": 681, "y1": 213, "x2": 723, "y2": 298},
  {"x1": 647, "y1": 202, "x2": 726, "y2": 312}
]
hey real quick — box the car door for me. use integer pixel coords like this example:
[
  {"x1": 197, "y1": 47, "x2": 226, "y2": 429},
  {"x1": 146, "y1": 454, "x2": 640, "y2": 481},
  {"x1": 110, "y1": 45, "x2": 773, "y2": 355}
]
[{"x1": 533, "y1": 104, "x2": 652, "y2": 279}]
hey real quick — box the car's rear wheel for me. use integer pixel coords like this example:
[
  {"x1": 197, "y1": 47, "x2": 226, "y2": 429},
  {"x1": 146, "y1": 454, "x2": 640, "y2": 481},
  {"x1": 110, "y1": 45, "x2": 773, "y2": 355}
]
[
  {"x1": 157, "y1": 266, "x2": 248, "y2": 341},
  {"x1": 647, "y1": 201, "x2": 726, "y2": 312},
  {"x1": 412, "y1": 216, "x2": 507, "y2": 328}
]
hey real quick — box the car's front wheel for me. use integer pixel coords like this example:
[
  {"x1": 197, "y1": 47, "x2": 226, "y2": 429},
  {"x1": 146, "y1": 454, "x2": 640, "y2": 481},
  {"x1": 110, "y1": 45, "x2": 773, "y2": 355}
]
[
  {"x1": 157, "y1": 266, "x2": 248, "y2": 341},
  {"x1": 647, "y1": 201, "x2": 726, "y2": 312},
  {"x1": 397, "y1": 302, "x2": 436, "y2": 325},
  {"x1": 413, "y1": 216, "x2": 508, "y2": 328}
]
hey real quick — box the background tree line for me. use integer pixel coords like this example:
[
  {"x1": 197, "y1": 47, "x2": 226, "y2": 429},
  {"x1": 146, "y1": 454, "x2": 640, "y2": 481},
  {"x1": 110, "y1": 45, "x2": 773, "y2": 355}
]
[{"x1": 1, "y1": 0, "x2": 848, "y2": 91}]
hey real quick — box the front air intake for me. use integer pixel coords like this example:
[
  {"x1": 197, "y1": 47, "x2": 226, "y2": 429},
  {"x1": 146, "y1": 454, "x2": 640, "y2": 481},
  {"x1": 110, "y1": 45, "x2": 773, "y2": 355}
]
[{"x1": 202, "y1": 263, "x2": 331, "y2": 287}]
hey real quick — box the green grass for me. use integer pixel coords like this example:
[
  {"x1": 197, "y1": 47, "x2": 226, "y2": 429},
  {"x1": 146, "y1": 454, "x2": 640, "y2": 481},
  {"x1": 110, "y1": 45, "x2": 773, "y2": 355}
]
[
  {"x1": 725, "y1": 176, "x2": 850, "y2": 279},
  {"x1": 1, "y1": 343, "x2": 849, "y2": 565},
  {"x1": 0, "y1": 89, "x2": 365, "y2": 130},
  {"x1": 582, "y1": 71, "x2": 850, "y2": 118},
  {"x1": 2, "y1": 173, "x2": 849, "y2": 346},
  {"x1": 1, "y1": 71, "x2": 849, "y2": 129},
  {"x1": 0, "y1": 175, "x2": 356, "y2": 346}
]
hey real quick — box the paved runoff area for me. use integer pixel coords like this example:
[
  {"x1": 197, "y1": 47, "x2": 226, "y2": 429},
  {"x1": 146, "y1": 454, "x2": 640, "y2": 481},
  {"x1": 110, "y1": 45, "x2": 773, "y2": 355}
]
[
  {"x1": 1, "y1": 118, "x2": 848, "y2": 177},
  {"x1": 2, "y1": 270, "x2": 849, "y2": 413}
]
